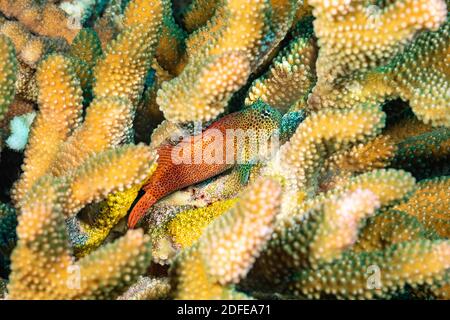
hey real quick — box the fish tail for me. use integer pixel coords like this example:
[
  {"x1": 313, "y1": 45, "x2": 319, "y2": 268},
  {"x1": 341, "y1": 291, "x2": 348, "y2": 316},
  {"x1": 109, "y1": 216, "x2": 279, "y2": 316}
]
[{"x1": 127, "y1": 192, "x2": 158, "y2": 229}]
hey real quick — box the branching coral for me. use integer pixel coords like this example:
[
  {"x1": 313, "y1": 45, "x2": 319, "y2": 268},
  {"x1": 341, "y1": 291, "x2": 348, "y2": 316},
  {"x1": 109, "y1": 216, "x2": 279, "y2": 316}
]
[
  {"x1": 287, "y1": 239, "x2": 450, "y2": 299},
  {"x1": 0, "y1": 0, "x2": 448, "y2": 301},
  {"x1": 12, "y1": 54, "x2": 84, "y2": 202},
  {"x1": 7, "y1": 177, "x2": 152, "y2": 299},
  {"x1": 157, "y1": 50, "x2": 251, "y2": 123},
  {"x1": 308, "y1": 2, "x2": 449, "y2": 127},
  {"x1": 3, "y1": 0, "x2": 163, "y2": 299},
  {"x1": 394, "y1": 176, "x2": 450, "y2": 239},
  {"x1": 0, "y1": 19, "x2": 70, "y2": 68},
  {"x1": 157, "y1": 0, "x2": 299, "y2": 123},
  {"x1": 248, "y1": 169, "x2": 416, "y2": 287},
  {"x1": 245, "y1": 16, "x2": 317, "y2": 113},
  {"x1": 13, "y1": 0, "x2": 164, "y2": 206},
  {"x1": 117, "y1": 276, "x2": 171, "y2": 300},
  {"x1": 276, "y1": 104, "x2": 386, "y2": 195},
  {"x1": 390, "y1": 127, "x2": 450, "y2": 179},
  {"x1": 94, "y1": 0, "x2": 164, "y2": 104},
  {"x1": 170, "y1": 177, "x2": 281, "y2": 299},
  {"x1": 308, "y1": 0, "x2": 447, "y2": 83},
  {"x1": 240, "y1": 169, "x2": 450, "y2": 299},
  {"x1": 0, "y1": 0, "x2": 80, "y2": 43},
  {"x1": 0, "y1": 35, "x2": 16, "y2": 124},
  {"x1": 69, "y1": 162, "x2": 157, "y2": 257}
]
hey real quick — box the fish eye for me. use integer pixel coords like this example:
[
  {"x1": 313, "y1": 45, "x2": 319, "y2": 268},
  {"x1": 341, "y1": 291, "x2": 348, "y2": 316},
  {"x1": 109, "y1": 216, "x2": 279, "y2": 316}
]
[{"x1": 261, "y1": 109, "x2": 271, "y2": 117}]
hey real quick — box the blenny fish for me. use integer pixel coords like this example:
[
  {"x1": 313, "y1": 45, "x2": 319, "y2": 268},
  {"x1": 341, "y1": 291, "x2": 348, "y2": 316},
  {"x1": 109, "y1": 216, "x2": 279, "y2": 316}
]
[{"x1": 127, "y1": 101, "x2": 282, "y2": 228}]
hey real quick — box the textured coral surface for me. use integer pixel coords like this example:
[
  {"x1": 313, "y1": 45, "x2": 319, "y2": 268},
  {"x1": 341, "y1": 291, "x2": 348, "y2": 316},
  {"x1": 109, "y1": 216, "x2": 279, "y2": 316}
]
[{"x1": 0, "y1": 0, "x2": 448, "y2": 300}]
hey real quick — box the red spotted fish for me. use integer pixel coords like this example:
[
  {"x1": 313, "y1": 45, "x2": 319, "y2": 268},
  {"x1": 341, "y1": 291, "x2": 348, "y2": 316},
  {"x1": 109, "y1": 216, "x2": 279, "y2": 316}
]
[{"x1": 128, "y1": 101, "x2": 282, "y2": 228}]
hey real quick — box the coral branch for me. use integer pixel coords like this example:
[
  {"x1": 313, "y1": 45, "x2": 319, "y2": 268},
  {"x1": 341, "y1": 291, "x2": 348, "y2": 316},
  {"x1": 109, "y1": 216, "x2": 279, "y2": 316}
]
[
  {"x1": 309, "y1": 0, "x2": 447, "y2": 83},
  {"x1": 287, "y1": 240, "x2": 450, "y2": 299},
  {"x1": 8, "y1": 176, "x2": 153, "y2": 299},
  {"x1": 394, "y1": 176, "x2": 450, "y2": 238},
  {"x1": 277, "y1": 104, "x2": 386, "y2": 194},
  {"x1": 0, "y1": 35, "x2": 16, "y2": 123},
  {"x1": 65, "y1": 144, "x2": 157, "y2": 216},
  {"x1": 245, "y1": 16, "x2": 317, "y2": 112},
  {"x1": 0, "y1": 0, "x2": 80, "y2": 43},
  {"x1": 12, "y1": 54, "x2": 82, "y2": 204}
]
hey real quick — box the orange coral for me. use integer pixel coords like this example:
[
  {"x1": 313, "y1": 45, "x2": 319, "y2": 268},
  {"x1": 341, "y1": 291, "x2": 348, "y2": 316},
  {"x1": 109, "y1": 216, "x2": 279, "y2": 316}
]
[
  {"x1": 394, "y1": 176, "x2": 450, "y2": 238},
  {"x1": 0, "y1": 0, "x2": 79, "y2": 43}
]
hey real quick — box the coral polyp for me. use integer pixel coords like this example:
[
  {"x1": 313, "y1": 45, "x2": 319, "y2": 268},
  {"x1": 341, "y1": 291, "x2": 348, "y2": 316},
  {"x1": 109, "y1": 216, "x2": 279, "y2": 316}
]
[{"x1": 0, "y1": 0, "x2": 448, "y2": 301}]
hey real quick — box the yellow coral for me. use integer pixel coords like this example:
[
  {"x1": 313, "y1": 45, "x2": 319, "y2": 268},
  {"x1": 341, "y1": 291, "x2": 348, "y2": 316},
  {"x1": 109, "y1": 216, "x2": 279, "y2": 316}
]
[
  {"x1": 170, "y1": 178, "x2": 281, "y2": 298},
  {"x1": 8, "y1": 176, "x2": 153, "y2": 299},
  {"x1": 12, "y1": 54, "x2": 83, "y2": 204},
  {"x1": 0, "y1": 34, "x2": 16, "y2": 123},
  {"x1": 245, "y1": 16, "x2": 317, "y2": 112},
  {"x1": 308, "y1": 18, "x2": 449, "y2": 127},
  {"x1": 94, "y1": 0, "x2": 164, "y2": 104},
  {"x1": 287, "y1": 240, "x2": 450, "y2": 299},
  {"x1": 394, "y1": 176, "x2": 450, "y2": 239},
  {"x1": 50, "y1": 97, "x2": 135, "y2": 176},
  {"x1": 199, "y1": 178, "x2": 281, "y2": 285},
  {"x1": 0, "y1": 0, "x2": 79, "y2": 43},
  {"x1": 277, "y1": 104, "x2": 385, "y2": 194},
  {"x1": 157, "y1": 50, "x2": 251, "y2": 123},
  {"x1": 308, "y1": 0, "x2": 447, "y2": 83},
  {"x1": 71, "y1": 162, "x2": 158, "y2": 257},
  {"x1": 353, "y1": 210, "x2": 430, "y2": 253},
  {"x1": 65, "y1": 145, "x2": 157, "y2": 216},
  {"x1": 167, "y1": 198, "x2": 238, "y2": 248}
]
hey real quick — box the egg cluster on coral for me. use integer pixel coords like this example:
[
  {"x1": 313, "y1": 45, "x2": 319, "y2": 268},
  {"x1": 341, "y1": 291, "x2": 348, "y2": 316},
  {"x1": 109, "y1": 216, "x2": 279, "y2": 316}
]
[{"x1": 0, "y1": 0, "x2": 448, "y2": 300}]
